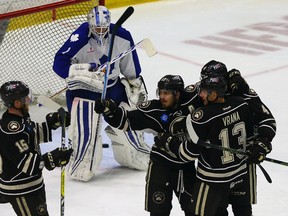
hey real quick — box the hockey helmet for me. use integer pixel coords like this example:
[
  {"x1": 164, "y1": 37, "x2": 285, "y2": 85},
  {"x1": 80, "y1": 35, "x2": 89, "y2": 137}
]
[
  {"x1": 200, "y1": 60, "x2": 228, "y2": 80},
  {"x1": 87, "y1": 6, "x2": 111, "y2": 45},
  {"x1": 200, "y1": 74, "x2": 227, "y2": 97},
  {"x1": 0, "y1": 81, "x2": 30, "y2": 108},
  {"x1": 157, "y1": 75, "x2": 184, "y2": 95}
]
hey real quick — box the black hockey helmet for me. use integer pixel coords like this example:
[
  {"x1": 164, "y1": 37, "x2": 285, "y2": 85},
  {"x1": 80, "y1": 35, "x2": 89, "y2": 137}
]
[
  {"x1": 200, "y1": 60, "x2": 228, "y2": 80},
  {"x1": 157, "y1": 75, "x2": 184, "y2": 94},
  {"x1": 200, "y1": 74, "x2": 227, "y2": 97},
  {"x1": 0, "y1": 81, "x2": 30, "y2": 108}
]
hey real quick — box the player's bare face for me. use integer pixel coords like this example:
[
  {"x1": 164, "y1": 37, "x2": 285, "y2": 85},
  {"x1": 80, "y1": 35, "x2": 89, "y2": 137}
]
[
  {"x1": 200, "y1": 88, "x2": 218, "y2": 105},
  {"x1": 199, "y1": 89, "x2": 210, "y2": 105},
  {"x1": 159, "y1": 90, "x2": 176, "y2": 109},
  {"x1": 22, "y1": 96, "x2": 31, "y2": 113}
]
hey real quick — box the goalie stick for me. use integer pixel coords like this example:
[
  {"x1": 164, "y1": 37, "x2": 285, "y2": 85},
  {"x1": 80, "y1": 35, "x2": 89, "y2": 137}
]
[
  {"x1": 48, "y1": 37, "x2": 157, "y2": 99},
  {"x1": 90, "y1": 6, "x2": 135, "y2": 172},
  {"x1": 102, "y1": 6, "x2": 135, "y2": 99}
]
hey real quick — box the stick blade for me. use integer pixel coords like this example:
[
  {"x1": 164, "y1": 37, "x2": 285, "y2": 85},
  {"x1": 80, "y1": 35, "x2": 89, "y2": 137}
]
[{"x1": 141, "y1": 38, "x2": 157, "y2": 57}]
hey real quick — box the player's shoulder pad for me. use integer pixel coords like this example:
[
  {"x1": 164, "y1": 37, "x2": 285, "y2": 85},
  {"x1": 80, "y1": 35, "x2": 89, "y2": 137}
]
[
  {"x1": 191, "y1": 107, "x2": 205, "y2": 122},
  {"x1": 112, "y1": 23, "x2": 132, "y2": 41},
  {"x1": 184, "y1": 84, "x2": 198, "y2": 93},
  {"x1": 70, "y1": 22, "x2": 90, "y2": 42},
  {"x1": 0, "y1": 118, "x2": 24, "y2": 134},
  {"x1": 137, "y1": 99, "x2": 161, "y2": 112},
  {"x1": 180, "y1": 84, "x2": 199, "y2": 107},
  {"x1": 243, "y1": 88, "x2": 259, "y2": 97}
]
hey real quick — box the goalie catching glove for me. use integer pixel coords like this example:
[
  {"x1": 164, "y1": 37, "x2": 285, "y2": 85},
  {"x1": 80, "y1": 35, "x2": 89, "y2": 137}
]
[
  {"x1": 42, "y1": 147, "x2": 73, "y2": 171},
  {"x1": 94, "y1": 98, "x2": 118, "y2": 117},
  {"x1": 46, "y1": 111, "x2": 71, "y2": 130},
  {"x1": 66, "y1": 63, "x2": 105, "y2": 92},
  {"x1": 246, "y1": 137, "x2": 272, "y2": 164}
]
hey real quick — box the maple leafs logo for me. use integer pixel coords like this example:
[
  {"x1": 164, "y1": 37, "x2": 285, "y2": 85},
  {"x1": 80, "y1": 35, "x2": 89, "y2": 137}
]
[{"x1": 70, "y1": 34, "x2": 79, "y2": 42}]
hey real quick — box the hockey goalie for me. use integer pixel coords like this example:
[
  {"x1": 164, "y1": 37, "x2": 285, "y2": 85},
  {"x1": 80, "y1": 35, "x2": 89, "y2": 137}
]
[{"x1": 52, "y1": 6, "x2": 150, "y2": 181}]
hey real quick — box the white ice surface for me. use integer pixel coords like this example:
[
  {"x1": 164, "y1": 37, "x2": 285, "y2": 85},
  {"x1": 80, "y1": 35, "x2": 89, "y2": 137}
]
[{"x1": 2, "y1": 0, "x2": 288, "y2": 215}]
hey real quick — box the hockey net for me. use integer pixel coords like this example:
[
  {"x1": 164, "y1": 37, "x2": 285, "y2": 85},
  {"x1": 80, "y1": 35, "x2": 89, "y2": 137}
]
[{"x1": 0, "y1": 0, "x2": 104, "y2": 107}]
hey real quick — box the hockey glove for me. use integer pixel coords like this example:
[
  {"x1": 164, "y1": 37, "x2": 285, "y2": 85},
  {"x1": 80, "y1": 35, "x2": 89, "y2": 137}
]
[
  {"x1": 42, "y1": 147, "x2": 73, "y2": 171},
  {"x1": 227, "y1": 69, "x2": 250, "y2": 96},
  {"x1": 247, "y1": 137, "x2": 272, "y2": 164},
  {"x1": 128, "y1": 76, "x2": 148, "y2": 106},
  {"x1": 154, "y1": 132, "x2": 179, "y2": 152},
  {"x1": 94, "y1": 98, "x2": 117, "y2": 117},
  {"x1": 46, "y1": 111, "x2": 71, "y2": 130}
]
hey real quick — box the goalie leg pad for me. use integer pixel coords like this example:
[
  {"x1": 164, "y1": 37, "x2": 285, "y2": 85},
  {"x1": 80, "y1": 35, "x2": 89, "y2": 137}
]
[
  {"x1": 105, "y1": 125, "x2": 151, "y2": 171},
  {"x1": 67, "y1": 97, "x2": 103, "y2": 181}
]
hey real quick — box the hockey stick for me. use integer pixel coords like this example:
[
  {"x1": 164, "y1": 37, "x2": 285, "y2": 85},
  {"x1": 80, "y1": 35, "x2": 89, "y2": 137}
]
[
  {"x1": 198, "y1": 141, "x2": 288, "y2": 166},
  {"x1": 98, "y1": 37, "x2": 156, "y2": 72},
  {"x1": 264, "y1": 157, "x2": 288, "y2": 166},
  {"x1": 102, "y1": 6, "x2": 134, "y2": 99},
  {"x1": 49, "y1": 37, "x2": 157, "y2": 99},
  {"x1": 90, "y1": 6, "x2": 134, "y2": 172},
  {"x1": 197, "y1": 141, "x2": 272, "y2": 183},
  {"x1": 58, "y1": 107, "x2": 67, "y2": 216}
]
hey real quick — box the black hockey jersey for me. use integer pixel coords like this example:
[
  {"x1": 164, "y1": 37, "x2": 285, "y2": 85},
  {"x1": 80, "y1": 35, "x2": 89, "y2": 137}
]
[
  {"x1": 241, "y1": 89, "x2": 276, "y2": 142},
  {"x1": 180, "y1": 96, "x2": 253, "y2": 184},
  {"x1": 0, "y1": 111, "x2": 52, "y2": 196},
  {"x1": 104, "y1": 84, "x2": 201, "y2": 168}
]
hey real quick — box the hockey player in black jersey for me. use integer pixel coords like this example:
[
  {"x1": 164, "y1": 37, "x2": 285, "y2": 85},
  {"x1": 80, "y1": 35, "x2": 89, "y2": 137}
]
[
  {"x1": 200, "y1": 61, "x2": 276, "y2": 216},
  {"x1": 155, "y1": 74, "x2": 255, "y2": 216},
  {"x1": 95, "y1": 75, "x2": 200, "y2": 216},
  {"x1": 0, "y1": 81, "x2": 72, "y2": 216},
  {"x1": 155, "y1": 60, "x2": 276, "y2": 216}
]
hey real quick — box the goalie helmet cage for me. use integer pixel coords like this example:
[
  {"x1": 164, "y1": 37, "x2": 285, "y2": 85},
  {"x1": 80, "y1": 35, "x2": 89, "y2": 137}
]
[{"x1": 0, "y1": 0, "x2": 105, "y2": 106}]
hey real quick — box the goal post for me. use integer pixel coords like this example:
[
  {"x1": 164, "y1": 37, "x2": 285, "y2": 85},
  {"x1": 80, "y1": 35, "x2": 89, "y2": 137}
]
[{"x1": 0, "y1": 0, "x2": 104, "y2": 106}]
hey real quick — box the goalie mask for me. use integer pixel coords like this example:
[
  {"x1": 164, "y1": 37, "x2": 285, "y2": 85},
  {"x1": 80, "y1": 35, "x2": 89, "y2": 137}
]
[
  {"x1": 87, "y1": 6, "x2": 111, "y2": 46},
  {"x1": 0, "y1": 81, "x2": 31, "y2": 108}
]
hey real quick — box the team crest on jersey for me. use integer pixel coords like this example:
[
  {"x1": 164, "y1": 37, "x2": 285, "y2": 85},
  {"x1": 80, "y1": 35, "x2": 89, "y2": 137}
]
[
  {"x1": 37, "y1": 204, "x2": 47, "y2": 215},
  {"x1": 87, "y1": 46, "x2": 94, "y2": 53},
  {"x1": 185, "y1": 84, "x2": 197, "y2": 93},
  {"x1": 249, "y1": 88, "x2": 257, "y2": 95},
  {"x1": 152, "y1": 191, "x2": 165, "y2": 204},
  {"x1": 160, "y1": 113, "x2": 169, "y2": 122},
  {"x1": 192, "y1": 110, "x2": 203, "y2": 121},
  {"x1": 139, "y1": 100, "x2": 151, "y2": 108},
  {"x1": 70, "y1": 33, "x2": 79, "y2": 42},
  {"x1": 8, "y1": 121, "x2": 20, "y2": 131}
]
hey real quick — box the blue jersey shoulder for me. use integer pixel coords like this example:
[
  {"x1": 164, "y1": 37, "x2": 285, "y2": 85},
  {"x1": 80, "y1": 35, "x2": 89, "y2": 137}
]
[{"x1": 110, "y1": 23, "x2": 133, "y2": 43}]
